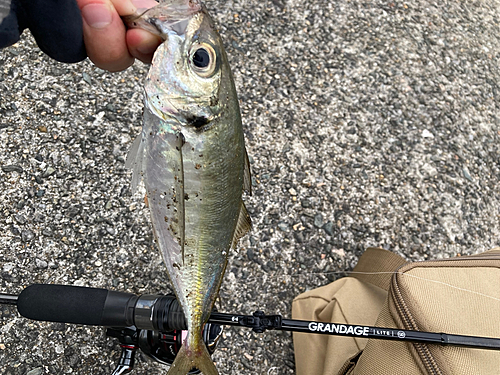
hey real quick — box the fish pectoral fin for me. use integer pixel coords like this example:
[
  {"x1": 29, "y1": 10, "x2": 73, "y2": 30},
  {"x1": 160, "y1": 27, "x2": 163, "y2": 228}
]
[
  {"x1": 231, "y1": 201, "x2": 252, "y2": 249},
  {"x1": 125, "y1": 132, "x2": 145, "y2": 194},
  {"x1": 243, "y1": 148, "x2": 252, "y2": 195}
]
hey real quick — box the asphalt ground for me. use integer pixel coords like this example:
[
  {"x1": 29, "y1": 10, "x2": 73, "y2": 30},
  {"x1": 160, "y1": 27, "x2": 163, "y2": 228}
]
[{"x1": 1, "y1": 0, "x2": 500, "y2": 374}]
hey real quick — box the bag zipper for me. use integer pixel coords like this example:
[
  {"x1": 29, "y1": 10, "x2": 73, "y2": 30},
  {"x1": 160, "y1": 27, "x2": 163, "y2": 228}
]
[{"x1": 390, "y1": 276, "x2": 443, "y2": 375}]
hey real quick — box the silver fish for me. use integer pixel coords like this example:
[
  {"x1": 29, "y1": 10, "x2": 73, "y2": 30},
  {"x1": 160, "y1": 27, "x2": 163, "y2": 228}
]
[{"x1": 124, "y1": 1, "x2": 251, "y2": 374}]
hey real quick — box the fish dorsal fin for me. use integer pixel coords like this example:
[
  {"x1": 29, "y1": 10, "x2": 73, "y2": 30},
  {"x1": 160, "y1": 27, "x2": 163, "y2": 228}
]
[
  {"x1": 231, "y1": 201, "x2": 252, "y2": 249},
  {"x1": 243, "y1": 149, "x2": 252, "y2": 195}
]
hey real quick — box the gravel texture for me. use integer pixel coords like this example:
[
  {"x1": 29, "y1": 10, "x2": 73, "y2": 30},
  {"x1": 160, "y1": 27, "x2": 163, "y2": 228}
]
[{"x1": 1, "y1": 0, "x2": 500, "y2": 374}]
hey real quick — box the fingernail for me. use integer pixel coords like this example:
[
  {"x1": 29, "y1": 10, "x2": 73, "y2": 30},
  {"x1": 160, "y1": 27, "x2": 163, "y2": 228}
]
[{"x1": 81, "y1": 4, "x2": 113, "y2": 29}]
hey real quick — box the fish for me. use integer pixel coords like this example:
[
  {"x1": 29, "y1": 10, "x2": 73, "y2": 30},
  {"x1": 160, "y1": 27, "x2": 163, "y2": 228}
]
[{"x1": 124, "y1": 1, "x2": 252, "y2": 374}]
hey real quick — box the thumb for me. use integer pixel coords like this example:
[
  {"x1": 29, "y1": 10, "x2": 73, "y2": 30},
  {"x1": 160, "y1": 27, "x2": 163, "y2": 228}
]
[{"x1": 76, "y1": 0, "x2": 134, "y2": 71}]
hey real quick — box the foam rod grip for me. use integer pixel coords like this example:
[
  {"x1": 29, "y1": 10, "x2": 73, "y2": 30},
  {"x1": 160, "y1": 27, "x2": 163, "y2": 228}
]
[{"x1": 17, "y1": 284, "x2": 109, "y2": 325}]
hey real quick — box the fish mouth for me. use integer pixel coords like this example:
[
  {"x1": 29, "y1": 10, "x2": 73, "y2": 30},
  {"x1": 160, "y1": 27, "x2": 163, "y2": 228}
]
[{"x1": 126, "y1": 1, "x2": 203, "y2": 39}]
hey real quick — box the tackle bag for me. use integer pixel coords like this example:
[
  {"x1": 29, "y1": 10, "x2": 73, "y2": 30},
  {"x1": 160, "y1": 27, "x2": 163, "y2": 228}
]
[{"x1": 292, "y1": 247, "x2": 500, "y2": 375}]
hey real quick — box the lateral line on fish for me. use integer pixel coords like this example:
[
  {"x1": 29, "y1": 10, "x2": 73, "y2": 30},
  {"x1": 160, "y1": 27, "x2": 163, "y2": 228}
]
[{"x1": 176, "y1": 132, "x2": 186, "y2": 264}]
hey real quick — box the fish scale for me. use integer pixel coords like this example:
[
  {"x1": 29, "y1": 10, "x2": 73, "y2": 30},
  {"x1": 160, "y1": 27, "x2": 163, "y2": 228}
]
[{"x1": 124, "y1": 1, "x2": 251, "y2": 374}]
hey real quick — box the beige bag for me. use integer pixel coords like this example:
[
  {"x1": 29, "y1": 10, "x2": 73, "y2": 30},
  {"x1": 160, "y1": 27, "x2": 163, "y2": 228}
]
[{"x1": 292, "y1": 247, "x2": 500, "y2": 375}]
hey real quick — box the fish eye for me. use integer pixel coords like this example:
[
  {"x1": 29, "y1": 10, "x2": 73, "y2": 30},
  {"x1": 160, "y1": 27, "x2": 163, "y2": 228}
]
[
  {"x1": 190, "y1": 44, "x2": 217, "y2": 78},
  {"x1": 193, "y1": 48, "x2": 210, "y2": 68}
]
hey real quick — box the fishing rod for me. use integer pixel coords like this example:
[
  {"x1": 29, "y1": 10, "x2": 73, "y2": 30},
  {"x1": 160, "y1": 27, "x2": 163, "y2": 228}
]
[{"x1": 2, "y1": 284, "x2": 500, "y2": 374}]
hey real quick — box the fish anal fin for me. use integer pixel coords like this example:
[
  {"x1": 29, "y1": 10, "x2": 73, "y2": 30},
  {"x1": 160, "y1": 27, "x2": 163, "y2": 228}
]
[
  {"x1": 231, "y1": 201, "x2": 252, "y2": 249},
  {"x1": 216, "y1": 292, "x2": 223, "y2": 311},
  {"x1": 243, "y1": 149, "x2": 252, "y2": 195}
]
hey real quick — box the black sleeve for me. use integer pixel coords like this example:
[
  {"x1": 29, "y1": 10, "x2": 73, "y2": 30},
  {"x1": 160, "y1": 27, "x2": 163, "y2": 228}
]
[
  {"x1": 0, "y1": 0, "x2": 87, "y2": 63},
  {"x1": 0, "y1": 0, "x2": 22, "y2": 48}
]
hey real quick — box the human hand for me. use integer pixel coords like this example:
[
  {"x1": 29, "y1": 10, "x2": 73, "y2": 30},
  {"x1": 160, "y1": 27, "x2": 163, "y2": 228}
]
[
  {"x1": 0, "y1": 0, "x2": 161, "y2": 71},
  {"x1": 77, "y1": 0, "x2": 161, "y2": 72}
]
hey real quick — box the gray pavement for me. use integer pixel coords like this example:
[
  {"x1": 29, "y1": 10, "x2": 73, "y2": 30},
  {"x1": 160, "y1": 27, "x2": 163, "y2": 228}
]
[{"x1": 1, "y1": 0, "x2": 500, "y2": 374}]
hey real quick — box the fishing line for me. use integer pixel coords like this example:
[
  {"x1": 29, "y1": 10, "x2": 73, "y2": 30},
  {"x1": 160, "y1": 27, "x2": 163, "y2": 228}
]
[{"x1": 286, "y1": 270, "x2": 500, "y2": 303}]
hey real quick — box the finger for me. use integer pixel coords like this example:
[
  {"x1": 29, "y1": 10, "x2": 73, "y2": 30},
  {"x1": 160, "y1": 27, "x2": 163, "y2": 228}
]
[
  {"x1": 126, "y1": 28, "x2": 162, "y2": 64},
  {"x1": 109, "y1": 0, "x2": 136, "y2": 15},
  {"x1": 77, "y1": 0, "x2": 133, "y2": 72},
  {"x1": 125, "y1": 0, "x2": 161, "y2": 63}
]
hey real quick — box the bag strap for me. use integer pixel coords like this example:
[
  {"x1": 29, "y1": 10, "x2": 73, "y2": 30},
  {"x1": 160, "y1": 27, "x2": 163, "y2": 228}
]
[{"x1": 350, "y1": 247, "x2": 408, "y2": 291}]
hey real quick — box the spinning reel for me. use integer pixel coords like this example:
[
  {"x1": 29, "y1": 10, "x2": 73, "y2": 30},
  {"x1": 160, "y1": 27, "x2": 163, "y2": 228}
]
[{"x1": 107, "y1": 319, "x2": 222, "y2": 374}]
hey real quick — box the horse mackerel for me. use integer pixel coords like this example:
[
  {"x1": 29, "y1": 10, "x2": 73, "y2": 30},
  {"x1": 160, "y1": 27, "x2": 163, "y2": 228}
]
[{"x1": 125, "y1": 1, "x2": 251, "y2": 374}]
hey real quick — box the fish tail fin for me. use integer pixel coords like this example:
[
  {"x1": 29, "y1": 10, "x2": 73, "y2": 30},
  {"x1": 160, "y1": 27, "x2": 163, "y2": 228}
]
[{"x1": 167, "y1": 344, "x2": 218, "y2": 375}]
